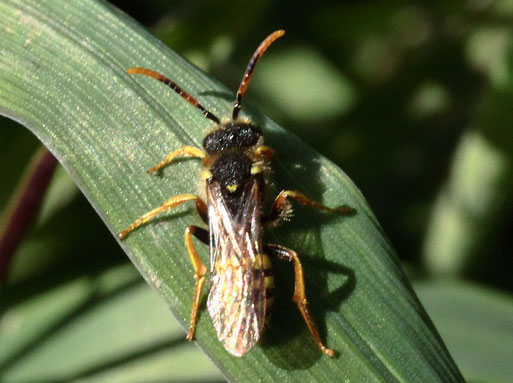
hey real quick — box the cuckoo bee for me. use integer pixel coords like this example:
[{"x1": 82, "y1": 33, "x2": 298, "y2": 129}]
[{"x1": 118, "y1": 30, "x2": 354, "y2": 357}]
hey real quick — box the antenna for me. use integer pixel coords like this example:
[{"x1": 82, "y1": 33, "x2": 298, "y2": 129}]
[
  {"x1": 127, "y1": 67, "x2": 220, "y2": 124},
  {"x1": 232, "y1": 30, "x2": 285, "y2": 120}
]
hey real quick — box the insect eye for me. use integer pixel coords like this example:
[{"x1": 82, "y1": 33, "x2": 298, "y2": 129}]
[
  {"x1": 203, "y1": 130, "x2": 223, "y2": 153},
  {"x1": 235, "y1": 124, "x2": 261, "y2": 147}
]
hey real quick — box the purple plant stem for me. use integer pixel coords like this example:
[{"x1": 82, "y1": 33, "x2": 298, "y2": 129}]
[{"x1": 0, "y1": 147, "x2": 58, "y2": 283}]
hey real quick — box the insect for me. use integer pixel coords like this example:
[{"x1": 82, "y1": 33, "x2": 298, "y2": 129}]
[{"x1": 118, "y1": 30, "x2": 354, "y2": 357}]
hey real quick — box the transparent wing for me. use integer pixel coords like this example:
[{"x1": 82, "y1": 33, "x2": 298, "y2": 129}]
[{"x1": 206, "y1": 179, "x2": 266, "y2": 357}]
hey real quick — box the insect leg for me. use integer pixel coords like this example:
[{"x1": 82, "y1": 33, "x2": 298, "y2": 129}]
[
  {"x1": 265, "y1": 243, "x2": 336, "y2": 357},
  {"x1": 118, "y1": 194, "x2": 199, "y2": 239},
  {"x1": 147, "y1": 146, "x2": 205, "y2": 174},
  {"x1": 254, "y1": 145, "x2": 275, "y2": 161},
  {"x1": 185, "y1": 225, "x2": 209, "y2": 341},
  {"x1": 195, "y1": 198, "x2": 208, "y2": 224},
  {"x1": 264, "y1": 190, "x2": 354, "y2": 226}
]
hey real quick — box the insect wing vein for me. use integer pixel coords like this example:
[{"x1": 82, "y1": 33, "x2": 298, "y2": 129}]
[{"x1": 206, "y1": 179, "x2": 266, "y2": 356}]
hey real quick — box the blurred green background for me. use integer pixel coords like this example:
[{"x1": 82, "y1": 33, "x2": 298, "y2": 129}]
[{"x1": 1, "y1": 1, "x2": 513, "y2": 382}]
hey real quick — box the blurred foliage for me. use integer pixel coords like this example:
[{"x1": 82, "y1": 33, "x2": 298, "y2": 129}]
[
  {"x1": 1, "y1": 0, "x2": 513, "y2": 382},
  {"x1": 415, "y1": 279, "x2": 513, "y2": 383}
]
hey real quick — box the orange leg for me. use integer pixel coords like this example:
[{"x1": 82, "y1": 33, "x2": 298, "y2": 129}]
[
  {"x1": 147, "y1": 146, "x2": 205, "y2": 174},
  {"x1": 117, "y1": 194, "x2": 200, "y2": 239},
  {"x1": 265, "y1": 189, "x2": 354, "y2": 226},
  {"x1": 184, "y1": 225, "x2": 209, "y2": 340},
  {"x1": 265, "y1": 243, "x2": 336, "y2": 357}
]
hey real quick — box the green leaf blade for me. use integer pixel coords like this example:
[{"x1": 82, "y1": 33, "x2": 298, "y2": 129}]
[{"x1": 0, "y1": 0, "x2": 464, "y2": 381}]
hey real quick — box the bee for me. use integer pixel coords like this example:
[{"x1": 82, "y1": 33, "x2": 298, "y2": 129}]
[{"x1": 118, "y1": 30, "x2": 354, "y2": 357}]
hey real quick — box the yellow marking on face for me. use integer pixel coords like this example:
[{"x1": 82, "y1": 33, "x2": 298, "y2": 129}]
[
  {"x1": 226, "y1": 184, "x2": 238, "y2": 193},
  {"x1": 265, "y1": 275, "x2": 274, "y2": 289},
  {"x1": 203, "y1": 170, "x2": 213, "y2": 179},
  {"x1": 251, "y1": 165, "x2": 262, "y2": 174}
]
